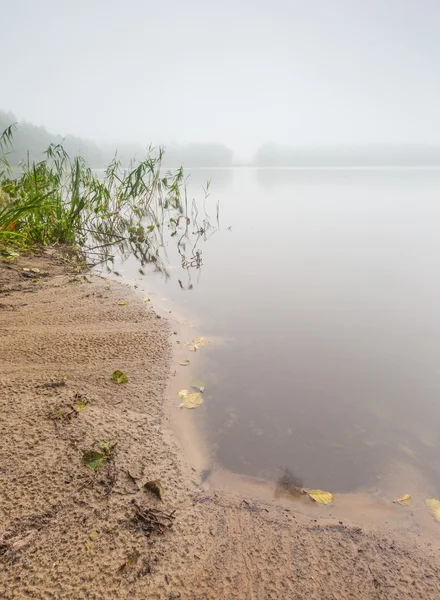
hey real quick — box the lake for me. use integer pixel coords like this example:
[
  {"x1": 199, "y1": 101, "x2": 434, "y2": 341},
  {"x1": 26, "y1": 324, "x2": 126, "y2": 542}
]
[{"x1": 120, "y1": 167, "x2": 440, "y2": 495}]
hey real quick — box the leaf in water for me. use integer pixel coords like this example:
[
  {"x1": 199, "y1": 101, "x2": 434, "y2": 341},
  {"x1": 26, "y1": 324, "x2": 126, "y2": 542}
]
[
  {"x1": 193, "y1": 337, "x2": 209, "y2": 348},
  {"x1": 307, "y1": 490, "x2": 333, "y2": 505},
  {"x1": 144, "y1": 479, "x2": 164, "y2": 500},
  {"x1": 112, "y1": 370, "x2": 128, "y2": 384},
  {"x1": 118, "y1": 301, "x2": 127, "y2": 306},
  {"x1": 426, "y1": 498, "x2": 440, "y2": 521},
  {"x1": 394, "y1": 494, "x2": 412, "y2": 507},
  {"x1": 82, "y1": 450, "x2": 104, "y2": 470},
  {"x1": 178, "y1": 389, "x2": 204, "y2": 409},
  {"x1": 179, "y1": 360, "x2": 190, "y2": 366},
  {"x1": 186, "y1": 337, "x2": 210, "y2": 352},
  {"x1": 191, "y1": 379, "x2": 205, "y2": 392}
]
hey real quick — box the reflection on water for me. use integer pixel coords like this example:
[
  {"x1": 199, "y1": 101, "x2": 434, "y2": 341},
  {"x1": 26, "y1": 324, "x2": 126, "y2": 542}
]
[{"x1": 119, "y1": 167, "x2": 440, "y2": 494}]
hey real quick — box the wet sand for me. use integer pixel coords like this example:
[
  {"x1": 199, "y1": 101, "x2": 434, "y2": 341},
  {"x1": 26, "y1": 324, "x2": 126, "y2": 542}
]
[{"x1": 2, "y1": 250, "x2": 440, "y2": 599}]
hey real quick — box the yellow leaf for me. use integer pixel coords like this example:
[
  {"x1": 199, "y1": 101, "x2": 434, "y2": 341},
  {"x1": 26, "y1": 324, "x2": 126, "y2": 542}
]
[
  {"x1": 307, "y1": 490, "x2": 333, "y2": 505},
  {"x1": 186, "y1": 337, "x2": 210, "y2": 352},
  {"x1": 394, "y1": 494, "x2": 412, "y2": 507},
  {"x1": 142, "y1": 297, "x2": 150, "y2": 302},
  {"x1": 144, "y1": 480, "x2": 164, "y2": 500},
  {"x1": 73, "y1": 399, "x2": 88, "y2": 412},
  {"x1": 178, "y1": 389, "x2": 204, "y2": 409},
  {"x1": 426, "y1": 498, "x2": 440, "y2": 521},
  {"x1": 117, "y1": 301, "x2": 127, "y2": 306}
]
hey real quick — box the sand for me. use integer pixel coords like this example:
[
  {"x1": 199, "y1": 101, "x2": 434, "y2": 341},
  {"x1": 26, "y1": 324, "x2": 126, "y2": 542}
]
[{"x1": 2, "y1": 250, "x2": 440, "y2": 600}]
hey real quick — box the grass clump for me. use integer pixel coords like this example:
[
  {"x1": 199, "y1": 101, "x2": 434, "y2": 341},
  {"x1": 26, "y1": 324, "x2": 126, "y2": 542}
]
[{"x1": 0, "y1": 124, "x2": 217, "y2": 271}]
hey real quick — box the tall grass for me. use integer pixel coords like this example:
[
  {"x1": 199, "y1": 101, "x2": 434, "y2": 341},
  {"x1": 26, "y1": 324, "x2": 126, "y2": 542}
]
[{"x1": 0, "y1": 126, "x2": 217, "y2": 271}]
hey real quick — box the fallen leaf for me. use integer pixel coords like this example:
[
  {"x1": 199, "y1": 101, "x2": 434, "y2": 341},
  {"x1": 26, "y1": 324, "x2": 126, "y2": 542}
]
[
  {"x1": 30, "y1": 267, "x2": 40, "y2": 273},
  {"x1": 426, "y1": 498, "x2": 440, "y2": 521},
  {"x1": 307, "y1": 490, "x2": 333, "y2": 505},
  {"x1": 99, "y1": 440, "x2": 118, "y2": 457},
  {"x1": 22, "y1": 268, "x2": 30, "y2": 272},
  {"x1": 85, "y1": 542, "x2": 92, "y2": 552},
  {"x1": 111, "y1": 370, "x2": 128, "y2": 384},
  {"x1": 178, "y1": 390, "x2": 204, "y2": 409},
  {"x1": 179, "y1": 359, "x2": 190, "y2": 366},
  {"x1": 394, "y1": 494, "x2": 412, "y2": 507},
  {"x1": 117, "y1": 551, "x2": 140, "y2": 573},
  {"x1": 4, "y1": 249, "x2": 19, "y2": 258},
  {"x1": 191, "y1": 379, "x2": 205, "y2": 393},
  {"x1": 144, "y1": 480, "x2": 164, "y2": 500},
  {"x1": 187, "y1": 337, "x2": 210, "y2": 352},
  {"x1": 142, "y1": 297, "x2": 150, "y2": 302},
  {"x1": 73, "y1": 398, "x2": 88, "y2": 412},
  {"x1": 82, "y1": 450, "x2": 104, "y2": 470},
  {"x1": 89, "y1": 530, "x2": 99, "y2": 540},
  {"x1": 117, "y1": 301, "x2": 127, "y2": 306}
]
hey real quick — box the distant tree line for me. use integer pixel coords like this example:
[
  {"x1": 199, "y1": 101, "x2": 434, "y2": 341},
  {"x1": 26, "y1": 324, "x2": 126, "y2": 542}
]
[
  {"x1": 3, "y1": 110, "x2": 440, "y2": 168},
  {"x1": 0, "y1": 110, "x2": 234, "y2": 168}
]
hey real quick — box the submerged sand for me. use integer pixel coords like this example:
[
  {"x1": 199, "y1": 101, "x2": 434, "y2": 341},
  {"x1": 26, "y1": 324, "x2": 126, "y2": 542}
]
[{"x1": 1, "y1": 251, "x2": 440, "y2": 599}]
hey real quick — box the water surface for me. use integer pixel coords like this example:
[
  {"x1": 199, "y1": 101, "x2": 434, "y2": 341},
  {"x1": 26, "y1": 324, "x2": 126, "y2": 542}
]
[{"x1": 121, "y1": 167, "x2": 440, "y2": 493}]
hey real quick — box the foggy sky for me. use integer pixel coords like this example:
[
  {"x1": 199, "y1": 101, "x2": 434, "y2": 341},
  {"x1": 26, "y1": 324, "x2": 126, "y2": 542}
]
[{"x1": 2, "y1": 0, "x2": 440, "y2": 158}]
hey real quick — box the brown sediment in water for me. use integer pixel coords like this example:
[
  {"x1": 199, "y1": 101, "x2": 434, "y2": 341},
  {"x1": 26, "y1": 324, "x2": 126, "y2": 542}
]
[{"x1": 2, "y1": 251, "x2": 440, "y2": 599}]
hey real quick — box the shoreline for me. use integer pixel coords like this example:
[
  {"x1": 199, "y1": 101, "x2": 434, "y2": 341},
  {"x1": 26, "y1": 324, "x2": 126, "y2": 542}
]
[{"x1": 2, "y1": 251, "x2": 440, "y2": 599}]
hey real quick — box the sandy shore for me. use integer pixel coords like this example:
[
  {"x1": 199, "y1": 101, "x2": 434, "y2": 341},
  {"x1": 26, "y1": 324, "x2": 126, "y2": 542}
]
[{"x1": 2, "y1": 251, "x2": 440, "y2": 599}]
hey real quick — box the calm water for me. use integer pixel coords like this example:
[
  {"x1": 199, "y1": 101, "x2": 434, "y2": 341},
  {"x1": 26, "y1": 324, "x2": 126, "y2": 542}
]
[{"x1": 120, "y1": 167, "x2": 440, "y2": 493}]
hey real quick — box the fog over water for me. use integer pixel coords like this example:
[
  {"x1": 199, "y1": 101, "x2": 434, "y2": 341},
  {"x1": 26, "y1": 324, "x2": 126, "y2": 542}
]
[{"x1": 2, "y1": 0, "x2": 440, "y2": 160}]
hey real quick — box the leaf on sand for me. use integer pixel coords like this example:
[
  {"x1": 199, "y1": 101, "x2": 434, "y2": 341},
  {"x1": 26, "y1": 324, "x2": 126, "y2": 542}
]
[
  {"x1": 73, "y1": 397, "x2": 88, "y2": 412},
  {"x1": 144, "y1": 479, "x2": 164, "y2": 500},
  {"x1": 142, "y1": 297, "x2": 150, "y2": 302},
  {"x1": 191, "y1": 379, "x2": 205, "y2": 393},
  {"x1": 30, "y1": 268, "x2": 40, "y2": 273},
  {"x1": 179, "y1": 359, "x2": 190, "y2": 366},
  {"x1": 82, "y1": 450, "x2": 104, "y2": 469},
  {"x1": 426, "y1": 498, "x2": 440, "y2": 521},
  {"x1": 118, "y1": 551, "x2": 140, "y2": 574},
  {"x1": 89, "y1": 530, "x2": 100, "y2": 540},
  {"x1": 111, "y1": 370, "x2": 128, "y2": 384},
  {"x1": 117, "y1": 301, "x2": 127, "y2": 306},
  {"x1": 178, "y1": 389, "x2": 204, "y2": 409},
  {"x1": 99, "y1": 440, "x2": 118, "y2": 457},
  {"x1": 394, "y1": 494, "x2": 412, "y2": 507},
  {"x1": 307, "y1": 490, "x2": 333, "y2": 505}
]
